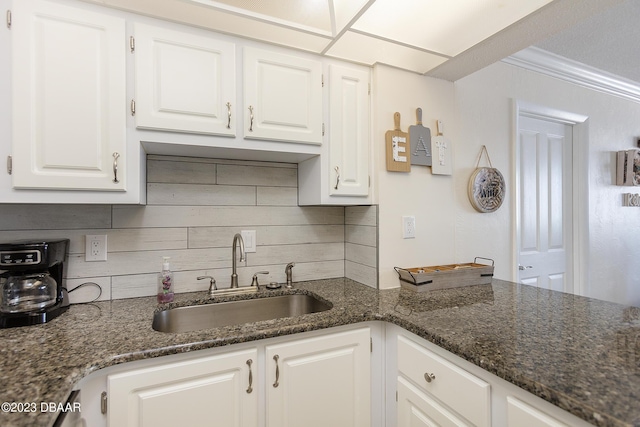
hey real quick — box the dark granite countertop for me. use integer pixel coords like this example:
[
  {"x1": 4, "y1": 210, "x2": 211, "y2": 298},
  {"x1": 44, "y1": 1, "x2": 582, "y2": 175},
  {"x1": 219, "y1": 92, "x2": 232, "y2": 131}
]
[{"x1": 0, "y1": 278, "x2": 639, "y2": 427}]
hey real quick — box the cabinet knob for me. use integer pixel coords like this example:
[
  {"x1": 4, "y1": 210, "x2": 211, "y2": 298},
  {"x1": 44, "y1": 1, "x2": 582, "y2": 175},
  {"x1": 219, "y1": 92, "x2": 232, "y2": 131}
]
[{"x1": 424, "y1": 372, "x2": 436, "y2": 383}]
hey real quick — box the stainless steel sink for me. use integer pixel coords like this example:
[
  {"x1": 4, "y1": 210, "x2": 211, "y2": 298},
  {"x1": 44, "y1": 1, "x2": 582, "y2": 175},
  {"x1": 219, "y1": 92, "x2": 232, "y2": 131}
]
[{"x1": 152, "y1": 294, "x2": 332, "y2": 333}]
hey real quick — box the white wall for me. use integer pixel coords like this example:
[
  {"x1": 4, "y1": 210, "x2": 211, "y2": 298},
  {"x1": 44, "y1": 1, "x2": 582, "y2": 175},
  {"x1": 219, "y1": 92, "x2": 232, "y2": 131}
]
[
  {"x1": 372, "y1": 65, "x2": 456, "y2": 288},
  {"x1": 454, "y1": 61, "x2": 640, "y2": 306}
]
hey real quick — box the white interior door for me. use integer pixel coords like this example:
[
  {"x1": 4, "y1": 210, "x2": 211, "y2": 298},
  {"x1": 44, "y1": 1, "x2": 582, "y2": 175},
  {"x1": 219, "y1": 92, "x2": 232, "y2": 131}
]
[{"x1": 517, "y1": 115, "x2": 573, "y2": 292}]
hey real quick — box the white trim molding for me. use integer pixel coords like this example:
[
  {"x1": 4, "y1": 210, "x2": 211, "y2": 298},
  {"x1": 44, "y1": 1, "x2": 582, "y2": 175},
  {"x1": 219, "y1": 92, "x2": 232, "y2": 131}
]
[{"x1": 504, "y1": 47, "x2": 640, "y2": 104}]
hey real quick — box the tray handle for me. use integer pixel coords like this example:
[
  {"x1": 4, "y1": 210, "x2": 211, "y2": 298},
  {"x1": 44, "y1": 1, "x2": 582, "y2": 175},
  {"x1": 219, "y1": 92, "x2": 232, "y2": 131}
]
[
  {"x1": 474, "y1": 257, "x2": 494, "y2": 266},
  {"x1": 394, "y1": 267, "x2": 418, "y2": 285}
]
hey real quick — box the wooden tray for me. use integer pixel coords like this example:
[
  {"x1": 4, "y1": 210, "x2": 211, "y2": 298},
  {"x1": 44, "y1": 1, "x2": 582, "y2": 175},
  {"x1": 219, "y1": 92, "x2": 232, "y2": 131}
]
[{"x1": 395, "y1": 257, "x2": 494, "y2": 292}]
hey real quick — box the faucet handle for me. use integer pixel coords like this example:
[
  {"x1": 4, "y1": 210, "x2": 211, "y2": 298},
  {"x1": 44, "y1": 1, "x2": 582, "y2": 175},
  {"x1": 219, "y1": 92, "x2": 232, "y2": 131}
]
[
  {"x1": 197, "y1": 275, "x2": 217, "y2": 296},
  {"x1": 251, "y1": 271, "x2": 269, "y2": 288}
]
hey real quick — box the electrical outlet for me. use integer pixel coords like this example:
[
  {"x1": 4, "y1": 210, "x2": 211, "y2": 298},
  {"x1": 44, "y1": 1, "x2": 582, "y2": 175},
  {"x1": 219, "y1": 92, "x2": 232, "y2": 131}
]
[
  {"x1": 85, "y1": 235, "x2": 107, "y2": 261},
  {"x1": 402, "y1": 216, "x2": 416, "y2": 239},
  {"x1": 241, "y1": 230, "x2": 257, "y2": 253}
]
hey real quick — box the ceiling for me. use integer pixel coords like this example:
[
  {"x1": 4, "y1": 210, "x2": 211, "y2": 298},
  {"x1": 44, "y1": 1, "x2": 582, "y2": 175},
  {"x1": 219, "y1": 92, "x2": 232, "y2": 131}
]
[
  {"x1": 82, "y1": 0, "x2": 634, "y2": 83},
  {"x1": 533, "y1": 0, "x2": 640, "y2": 84}
]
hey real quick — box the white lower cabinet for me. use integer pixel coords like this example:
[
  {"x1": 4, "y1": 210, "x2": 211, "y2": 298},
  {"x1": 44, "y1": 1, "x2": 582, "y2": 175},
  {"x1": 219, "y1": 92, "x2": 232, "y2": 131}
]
[
  {"x1": 107, "y1": 348, "x2": 258, "y2": 427},
  {"x1": 265, "y1": 327, "x2": 371, "y2": 427},
  {"x1": 74, "y1": 322, "x2": 594, "y2": 427},
  {"x1": 76, "y1": 325, "x2": 372, "y2": 427},
  {"x1": 389, "y1": 325, "x2": 594, "y2": 427}
]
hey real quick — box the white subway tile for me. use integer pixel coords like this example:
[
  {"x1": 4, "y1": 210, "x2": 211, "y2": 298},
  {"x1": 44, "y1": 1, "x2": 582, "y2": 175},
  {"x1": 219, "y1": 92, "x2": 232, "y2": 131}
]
[
  {"x1": 217, "y1": 164, "x2": 297, "y2": 187},
  {"x1": 66, "y1": 277, "x2": 111, "y2": 303},
  {"x1": 147, "y1": 183, "x2": 256, "y2": 206},
  {"x1": 257, "y1": 187, "x2": 298, "y2": 206},
  {"x1": 147, "y1": 159, "x2": 216, "y2": 184},
  {"x1": 345, "y1": 261, "x2": 377, "y2": 289},
  {"x1": 189, "y1": 225, "x2": 344, "y2": 248},
  {"x1": 345, "y1": 242, "x2": 377, "y2": 268},
  {"x1": 0, "y1": 205, "x2": 111, "y2": 230},
  {"x1": 345, "y1": 224, "x2": 377, "y2": 247},
  {"x1": 113, "y1": 206, "x2": 344, "y2": 228},
  {"x1": 345, "y1": 205, "x2": 377, "y2": 226}
]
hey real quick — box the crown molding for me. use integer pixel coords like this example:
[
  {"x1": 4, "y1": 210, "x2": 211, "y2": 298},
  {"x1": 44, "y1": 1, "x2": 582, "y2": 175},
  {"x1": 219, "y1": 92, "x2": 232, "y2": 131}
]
[{"x1": 503, "y1": 46, "x2": 640, "y2": 103}]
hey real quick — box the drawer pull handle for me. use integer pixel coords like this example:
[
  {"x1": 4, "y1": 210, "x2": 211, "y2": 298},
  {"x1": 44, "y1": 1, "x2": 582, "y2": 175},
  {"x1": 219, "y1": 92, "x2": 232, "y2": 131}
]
[
  {"x1": 248, "y1": 105, "x2": 254, "y2": 132},
  {"x1": 273, "y1": 354, "x2": 280, "y2": 388},
  {"x1": 424, "y1": 372, "x2": 436, "y2": 383},
  {"x1": 246, "y1": 359, "x2": 253, "y2": 394},
  {"x1": 112, "y1": 152, "x2": 120, "y2": 183}
]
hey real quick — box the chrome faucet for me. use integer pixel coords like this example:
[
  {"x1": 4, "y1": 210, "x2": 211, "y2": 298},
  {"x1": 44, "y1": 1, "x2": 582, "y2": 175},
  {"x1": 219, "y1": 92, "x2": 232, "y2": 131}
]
[
  {"x1": 285, "y1": 262, "x2": 295, "y2": 288},
  {"x1": 231, "y1": 233, "x2": 246, "y2": 288}
]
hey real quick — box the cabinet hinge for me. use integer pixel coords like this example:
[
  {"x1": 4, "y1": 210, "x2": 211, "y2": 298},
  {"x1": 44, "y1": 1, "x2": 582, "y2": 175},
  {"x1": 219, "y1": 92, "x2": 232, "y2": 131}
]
[
  {"x1": 368, "y1": 175, "x2": 371, "y2": 188},
  {"x1": 129, "y1": 36, "x2": 135, "y2": 53},
  {"x1": 322, "y1": 123, "x2": 325, "y2": 136},
  {"x1": 396, "y1": 390, "x2": 398, "y2": 402},
  {"x1": 368, "y1": 83, "x2": 371, "y2": 95},
  {"x1": 130, "y1": 99, "x2": 136, "y2": 116},
  {"x1": 370, "y1": 337, "x2": 373, "y2": 353},
  {"x1": 6, "y1": 155, "x2": 12, "y2": 175},
  {"x1": 100, "y1": 391, "x2": 107, "y2": 414},
  {"x1": 6, "y1": 9, "x2": 11, "y2": 29},
  {"x1": 321, "y1": 74, "x2": 324, "y2": 87}
]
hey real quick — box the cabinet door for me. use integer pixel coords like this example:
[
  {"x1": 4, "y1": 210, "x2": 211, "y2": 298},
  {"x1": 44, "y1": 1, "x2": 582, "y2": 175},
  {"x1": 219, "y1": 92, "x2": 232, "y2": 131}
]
[
  {"x1": 11, "y1": 0, "x2": 126, "y2": 191},
  {"x1": 244, "y1": 46, "x2": 322, "y2": 144},
  {"x1": 134, "y1": 23, "x2": 236, "y2": 136},
  {"x1": 397, "y1": 377, "x2": 471, "y2": 427},
  {"x1": 507, "y1": 396, "x2": 568, "y2": 427},
  {"x1": 265, "y1": 327, "x2": 370, "y2": 427},
  {"x1": 329, "y1": 64, "x2": 370, "y2": 197},
  {"x1": 107, "y1": 348, "x2": 258, "y2": 427}
]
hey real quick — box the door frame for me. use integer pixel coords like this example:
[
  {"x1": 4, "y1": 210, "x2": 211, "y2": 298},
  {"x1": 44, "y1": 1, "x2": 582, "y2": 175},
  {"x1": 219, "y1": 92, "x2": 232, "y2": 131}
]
[{"x1": 512, "y1": 100, "x2": 589, "y2": 296}]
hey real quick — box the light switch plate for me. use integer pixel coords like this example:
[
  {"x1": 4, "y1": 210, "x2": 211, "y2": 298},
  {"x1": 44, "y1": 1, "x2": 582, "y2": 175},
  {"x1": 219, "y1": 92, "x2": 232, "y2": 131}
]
[{"x1": 241, "y1": 230, "x2": 257, "y2": 252}]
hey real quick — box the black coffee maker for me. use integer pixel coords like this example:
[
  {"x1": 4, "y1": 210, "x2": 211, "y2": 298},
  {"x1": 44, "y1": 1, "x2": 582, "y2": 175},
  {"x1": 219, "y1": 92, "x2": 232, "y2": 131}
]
[{"x1": 0, "y1": 239, "x2": 70, "y2": 328}]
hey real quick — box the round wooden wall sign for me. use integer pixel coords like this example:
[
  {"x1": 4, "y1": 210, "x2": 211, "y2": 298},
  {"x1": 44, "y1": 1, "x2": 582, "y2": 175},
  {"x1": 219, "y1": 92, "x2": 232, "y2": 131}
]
[{"x1": 468, "y1": 167, "x2": 505, "y2": 213}]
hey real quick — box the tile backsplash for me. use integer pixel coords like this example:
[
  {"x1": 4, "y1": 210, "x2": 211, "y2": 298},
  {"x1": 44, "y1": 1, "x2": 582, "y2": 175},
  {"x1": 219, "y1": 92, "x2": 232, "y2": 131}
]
[{"x1": 0, "y1": 156, "x2": 378, "y2": 302}]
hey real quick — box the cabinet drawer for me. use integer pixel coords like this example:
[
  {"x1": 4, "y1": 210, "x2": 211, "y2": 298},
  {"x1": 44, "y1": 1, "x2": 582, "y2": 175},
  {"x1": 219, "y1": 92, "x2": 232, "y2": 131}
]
[
  {"x1": 398, "y1": 376, "x2": 471, "y2": 427},
  {"x1": 398, "y1": 335, "x2": 490, "y2": 427},
  {"x1": 507, "y1": 396, "x2": 568, "y2": 427}
]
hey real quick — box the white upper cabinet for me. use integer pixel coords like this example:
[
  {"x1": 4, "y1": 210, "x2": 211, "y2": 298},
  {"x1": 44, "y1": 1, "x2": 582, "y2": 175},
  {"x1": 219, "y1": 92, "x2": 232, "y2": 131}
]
[
  {"x1": 298, "y1": 63, "x2": 371, "y2": 205},
  {"x1": 133, "y1": 23, "x2": 236, "y2": 136},
  {"x1": 328, "y1": 64, "x2": 370, "y2": 197},
  {"x1": 243, "y1": 46, "x2": 323, "y2": 144},
  {"x1": 11, "y1": 0, "x2": 127, "y2": 192}
]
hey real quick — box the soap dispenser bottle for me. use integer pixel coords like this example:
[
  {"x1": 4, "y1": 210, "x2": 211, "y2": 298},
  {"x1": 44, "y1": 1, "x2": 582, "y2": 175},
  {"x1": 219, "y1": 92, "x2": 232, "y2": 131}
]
[{"x1": 157, "y1": 256, "x2": 175, "y2": 303}]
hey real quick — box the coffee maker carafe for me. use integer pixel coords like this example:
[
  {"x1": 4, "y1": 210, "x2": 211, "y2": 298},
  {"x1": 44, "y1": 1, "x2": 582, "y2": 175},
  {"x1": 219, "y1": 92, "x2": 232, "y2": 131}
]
[{"x1": 0, "y1": 239, "x2": 70, "y2": 328}]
